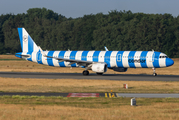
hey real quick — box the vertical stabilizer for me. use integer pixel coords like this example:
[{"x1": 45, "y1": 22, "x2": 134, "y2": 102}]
[{"x1": 17, "y1": 28, "x2": 39, "y2": 52}]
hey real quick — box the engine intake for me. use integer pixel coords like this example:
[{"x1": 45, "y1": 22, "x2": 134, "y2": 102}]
[{"x1": 91, "y1": 63, "x2": 107, "y2": 73}]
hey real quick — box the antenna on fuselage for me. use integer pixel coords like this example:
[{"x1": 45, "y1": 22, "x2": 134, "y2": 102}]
[{"x1": 104, "y1": 46, "x2": 109, "y2": 51}]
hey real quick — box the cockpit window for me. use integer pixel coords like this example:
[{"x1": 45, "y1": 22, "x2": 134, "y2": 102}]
[{"x1": 159, "y1": 56, "x2": 168, "y2": 58}]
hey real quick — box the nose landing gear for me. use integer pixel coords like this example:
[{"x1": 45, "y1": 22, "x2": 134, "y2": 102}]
[{"x1": 152, "y1": 68, "x2": 157, "y2": 76}]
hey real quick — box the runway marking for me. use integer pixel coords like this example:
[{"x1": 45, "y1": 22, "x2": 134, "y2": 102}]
[
  {"x1": 108, "y1": 93, "x2": 112, "y2": 98},
  {"x1": 105, "y1": 93, "x2": 117, "y2": 98},
  {"x1": 105, "y1": 93, "x2": 108, "y2": 97},
  {"x1": 67, "y1": 93, "x2": 99, "y2": 97},
  {"x1": 112, "y1": 93, "x2": 115, "y2": 97}
]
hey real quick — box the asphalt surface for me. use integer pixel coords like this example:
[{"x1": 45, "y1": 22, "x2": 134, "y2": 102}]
[
  {"x1": 0, "y1": 92, "x2": 104, "y2": 97},
  {"x1": 116, "y1": 93, "x2": 179, "y2": 98},
  {"x1": 0, "y1": 92, "x2": 179, "y2": 98},
  {"x1": 0, "y1": 72, "x2": 178, "y2": 98},
  {"x1": 0, "y1": 92, "x2": 69, "y2": 97},
  {"x1": 0, "y1": 72, "x2": 178, "y2": 81}
]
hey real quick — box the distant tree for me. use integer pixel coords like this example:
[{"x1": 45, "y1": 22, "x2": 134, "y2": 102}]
[{"x1": 0, "y1": 8, "x2": 178, "y2": 57}]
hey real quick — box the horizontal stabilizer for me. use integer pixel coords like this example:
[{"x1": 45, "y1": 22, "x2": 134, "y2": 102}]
[{"x1": 15, "y1": 53, "x2": 31, "y2": 59}]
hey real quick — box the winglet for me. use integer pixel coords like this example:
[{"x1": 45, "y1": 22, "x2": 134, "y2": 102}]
[
  {"x1": 104, "y1": 46, "x2": 109, "y2": 51},
  {"x1": 38, "y1": 46, "x2": 47, "y2": 57}
]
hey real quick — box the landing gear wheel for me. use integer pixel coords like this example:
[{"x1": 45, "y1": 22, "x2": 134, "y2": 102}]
[
  {"x1": 152, "y1": 68, "x2": 157, "y2": 76},
  {"x1": 96, "y1": 73, "x2": 103, "y2": 75},
  {"x1": 83, "y1": 70, "x2": 89, "y2": 75},
  {"x1": 153, "y1": 73, "x2": 157, "y2": 76}
]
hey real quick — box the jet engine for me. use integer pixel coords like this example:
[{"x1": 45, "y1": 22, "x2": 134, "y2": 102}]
[
  {"x1": 91, "y1": 63, "x2": 107, "y2": 73},
  {"x1": 112, "y1": 67, "x2": 128, "y2": 72}
]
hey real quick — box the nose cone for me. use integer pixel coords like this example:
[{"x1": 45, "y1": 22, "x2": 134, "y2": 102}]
[{"x1": 166, "y1": 58, "x2": 174, "y2": 67}]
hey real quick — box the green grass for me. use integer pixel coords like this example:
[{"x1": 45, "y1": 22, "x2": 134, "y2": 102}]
[{"x1": 0, "y1": 95, "x2": 179, "y2": 108}]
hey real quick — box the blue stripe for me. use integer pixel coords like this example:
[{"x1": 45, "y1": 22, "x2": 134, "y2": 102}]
[
  {"x1": 140, "y1": 51, "x2": 148, "y2": 68},
  {"x1": 104, "y1": 51, "x2": 112, "y2": 67},
  {"x1": 27, "y1": 52, "x2": 32, "y2": 61},
  {"x1": 28, "y1": 36, "x2": 34, "y2": 52},
  {"x1": 18, "y1": 28, "x2": 23, "y2": 51},
  {"x1": 153, "y1": 52, "x2": 160, "y2": 68},
  {"x1": 70, "y1": 51, "x2": 77, "y2": 67},
  {"x1": 116, "y1": 51, "x2": 124, "y2": 67},
  {"x1": 81, "y1": 51, "x2": 89, "y2": 61},
  {"x1": 93, "y1": 51, "x2": 100, "y2": 62},
  {"x1": 128, "y1": 51, "x2": 136, "y2": 68},
  {"x1": 37, "y1": 51, "x2": 43, "y2": 64},
  {"x1": 58, "y1": 51, "x2": 66, "y2": 67},
  {"x1": 47, "y1": 51, "x2": 55, "y2": 66}
]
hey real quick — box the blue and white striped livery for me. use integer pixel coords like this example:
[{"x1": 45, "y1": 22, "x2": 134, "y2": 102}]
[{"x1": 15, "y1": 28, "x2": 174, "y2": 76}]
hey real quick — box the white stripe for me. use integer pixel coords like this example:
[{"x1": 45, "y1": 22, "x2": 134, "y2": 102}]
[
  {"x1": 146, "y1": 51, "x2": 154, "y2": 68},
  {"x1": 159, "y1": 53, "x2": 166, "y2": 67},
  {"x1": 53, "y1": 51, "x2": 60, "y2": 67},
  {"x1": 42, "y1": 51, "x2": 48, "y2": 65},
  {"x1": 32, "y1": 52, "x2": 37, "y2": 63},
  {"x1": 87, "y1": 51, "x2": 95, "y2": 62},
  {"x1": 110, "y1": 51, "x2": 118, "y2": 67},
  {"x1": 122, "y1": 51, "x2": 130, "y2": 68},
  {"x1": 98, "y1": 51, "x2": 106, "y2": 62},
  {"x1": 33, "y1": 42, "x2": 39, "y2": 52},
  {"x1": 64, "y1": 51, "x2": 71, "y2": 67},
  {"x1": 75, "y1": 51, "x2": 83, "y2": 67},
  {"x1": 159, "y1": 58, "x2": 166, "y2": 68},
  {"x1": 23, "y1": 29, "x2": 28, "y2": 52},
  {"x1": 134, "y1": 51, "x2": 142, "y2": 68},
  {"x1": 75, "y1": 51, "x2": 83, "y2": 60}
]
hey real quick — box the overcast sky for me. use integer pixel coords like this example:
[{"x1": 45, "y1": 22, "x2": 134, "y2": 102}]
[{"x1": 0, "y1": 0, "x2": 179, "y2": 18}]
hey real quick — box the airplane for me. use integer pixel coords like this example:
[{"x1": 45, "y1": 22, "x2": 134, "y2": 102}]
[{"x1": 15, "y1": 28, "x2": 174, "y2": 76}]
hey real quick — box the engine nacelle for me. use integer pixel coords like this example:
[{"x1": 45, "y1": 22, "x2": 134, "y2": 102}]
[
  {"x1": 91, "y1": 63, "x2": 107, "y2": 73},
  {"x1": 112, "y1": 67, "x2": 128, "y2": 72}
]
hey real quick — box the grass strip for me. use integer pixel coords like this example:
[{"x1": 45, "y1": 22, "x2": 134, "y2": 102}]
[{"x1": 0, "y1": 95, "x2": 178, "y2": 108}]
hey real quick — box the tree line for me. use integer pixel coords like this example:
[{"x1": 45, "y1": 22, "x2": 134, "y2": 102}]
[{"x1": 0, "y1": 8, "x2": 179, "y2": 57}]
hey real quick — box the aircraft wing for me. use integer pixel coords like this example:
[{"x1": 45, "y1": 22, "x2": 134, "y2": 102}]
[
  {"x1": 46, "y1": 55, "x2": 94, "y2": 66},
  {"x1": 39, "y1": 46, "x2": 95, "y2": 67}
]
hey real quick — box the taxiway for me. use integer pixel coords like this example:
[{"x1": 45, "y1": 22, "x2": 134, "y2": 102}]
[
  {"x1": 0, "y1": 92, "x2": 179, "y2": 98},
  {"x1": 0, "y1": 72, "x2": 178, "y2": 81}
]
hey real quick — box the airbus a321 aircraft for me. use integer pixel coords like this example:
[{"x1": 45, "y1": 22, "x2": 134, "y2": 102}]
[{"x1": 15, "y1": 28, "x2": 174, "y2": 76}]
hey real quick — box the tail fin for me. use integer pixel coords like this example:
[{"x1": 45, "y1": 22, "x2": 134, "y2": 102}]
[{"x1": 17, "y1": 28, "x2": 39, "y2": 52}]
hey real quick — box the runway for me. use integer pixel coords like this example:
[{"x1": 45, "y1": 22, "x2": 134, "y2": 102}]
[
  {"x1": 116, "y1": 93, "x2": 179, "y2": 98},
  {"x1": 0, "y1": 92, "x2": 179, "y2": 98},
  {"x1": 0, "y1": 72, "x2": 178, "y2": 81}
]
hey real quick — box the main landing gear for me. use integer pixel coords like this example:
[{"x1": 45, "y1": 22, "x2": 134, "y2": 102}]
[
  {"x1": 152, "y1": 68, "x2": 157, "y2": 76},
  {"x1": 83, "y1": 70, "x2": 89, "y2": 75}
]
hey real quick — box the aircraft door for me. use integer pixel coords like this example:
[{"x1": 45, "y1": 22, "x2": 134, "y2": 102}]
[
  {"x1": 117, "y1": 54, "x2": 121, "y2": 62},
  {"x1": 152, "y1": 52, "x2": 155, "y2": 62},
  {"x1": 37, "y1": 52, "x2": 42, "y2": 64}
]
